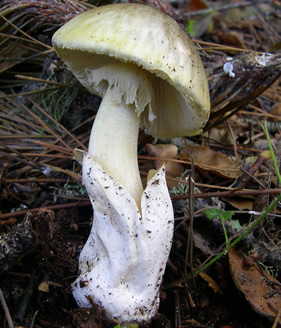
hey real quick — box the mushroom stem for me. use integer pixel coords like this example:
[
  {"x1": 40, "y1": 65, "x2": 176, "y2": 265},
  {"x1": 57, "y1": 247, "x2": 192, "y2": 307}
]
[{"x1": 88, "y1": 87, "x2": 143, "y2": 208}]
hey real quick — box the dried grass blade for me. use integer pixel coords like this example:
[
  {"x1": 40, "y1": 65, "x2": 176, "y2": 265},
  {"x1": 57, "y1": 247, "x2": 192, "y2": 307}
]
[
  {"x1": 28, "y1": 97, "x2": 88, "y2": 152},
  {"x1": 30, "y1": 140, "x2": 73, "y2": 155},
  {"x1": 16, "y1": 100, "x2": 73, "y2": 153},
  {"x1": 42, "y1": 163, "x2": 81, "y2": 179},
  {"x1": 0, "y1": 12, "x2": 52, "y2": 49}
]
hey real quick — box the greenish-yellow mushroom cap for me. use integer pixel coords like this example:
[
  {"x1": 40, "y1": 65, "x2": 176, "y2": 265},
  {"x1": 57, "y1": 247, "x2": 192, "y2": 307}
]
[{"x1": 52, "y1": 3, "x2": 210, "y2": 138}]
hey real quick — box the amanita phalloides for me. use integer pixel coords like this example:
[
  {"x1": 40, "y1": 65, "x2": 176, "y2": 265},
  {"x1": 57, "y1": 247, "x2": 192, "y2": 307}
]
[{"x1": 52, "y1": 3, "x2": 210, "y2": 324}]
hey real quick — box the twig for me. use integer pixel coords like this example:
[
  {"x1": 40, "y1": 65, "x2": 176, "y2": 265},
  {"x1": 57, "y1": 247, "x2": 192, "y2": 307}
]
[
  {"x1": 15, "y1": 74, "x2": 71, "y2": 87},
  {"x1": 239, "y1": 167, "x2": 267, "y2": 190},
  {"x1": 0, "y1": 85, "x2": 60, "y2": 99},
  {"x1": 0, "y1": 288, "x2": 14, "y2": 328},
  {"x1": 272, "y1": 306, "x2": 281, "y2": 328},
  {"x1": 171, "y1": 187, "x2": 281, "y2": 200},
  {"x1": 232, "y1": 210, "x2": 281, "y2": 219},
  {"x1": 0, "y1": 150, "x2": 42, "y2": 171},
  {"x1": 227, "y1": 120, "x2": 238, "y2": 160},
  {"x1": 0, "y1": 31, "x2": 47, "y2": 45},
  {"x1": 30, "y1": 140, "x2": 73, "y2": 155},
  {"x1": 29, "y1": 310, "x2": 38, "y2": 328},
  {"x1": 4, "y1": 178, "x2": 76, "y2": 184},
  {"x1": 0, "y1": 49, "x2": 53, "y2": 74},
  {"x1": 174, "y1": 290, "x2": 181, "y2": 328},
  {"x1": 185, "y1": 156, "x2": 194, "y2": 279},
  {"x1": 17, "y1": 153, "x2": 72, "y2": 159},
  {"x1": 196, "y1": 40, "x2": 251, "y2": 53},
  {"x1": 0, "y1": 201, "x2": 90, "y2": 220}
]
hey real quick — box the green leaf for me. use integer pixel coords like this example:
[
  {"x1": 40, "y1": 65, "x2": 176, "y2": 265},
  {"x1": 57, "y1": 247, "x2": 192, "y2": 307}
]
[
  {"x1": 230, "y1": 219, "x2": 244, "y2": 232},
  {"x1": 222, "y1": 210, "x2": 234, "y2": 221},
  {"x1": 204, "y1": 208, "x2": 224, "y2": 220},
  {"x1": 204, "y1": 208, "x2": 234, "y2": 221},
  {"x1": 187, "y1": 19, "x2": 196, "y2": 36}
]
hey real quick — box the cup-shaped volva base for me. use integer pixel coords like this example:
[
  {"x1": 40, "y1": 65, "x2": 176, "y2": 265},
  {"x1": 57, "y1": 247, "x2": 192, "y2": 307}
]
[{"x1": 72, "y1": 154, "x2": 174, "y2": 324}]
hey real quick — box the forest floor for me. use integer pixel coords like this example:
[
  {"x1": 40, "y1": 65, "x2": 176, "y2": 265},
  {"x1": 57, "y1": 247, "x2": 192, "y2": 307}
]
[{"x1": 0, "y1": 0, "x2": 281, "y2": 327}]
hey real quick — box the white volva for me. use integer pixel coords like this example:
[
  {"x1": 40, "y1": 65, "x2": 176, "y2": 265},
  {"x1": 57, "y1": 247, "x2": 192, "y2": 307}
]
[{"x1": 72, "y1": 154, "x2": 174, "y2": 323}]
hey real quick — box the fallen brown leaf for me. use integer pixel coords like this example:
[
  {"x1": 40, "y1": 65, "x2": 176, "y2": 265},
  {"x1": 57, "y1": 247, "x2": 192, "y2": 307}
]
[
  {"x1": 179, "y1": 145, "x2": 241, "y2": 179},
  {"x1": 145, "y1": 143, "x2": 185, "y2": 188},
  {"x1": 229, "y1": 248, "x2": 281, "y2": 324},
  {"x1": 222, "y1": 196, "x2": 254, "y2": 210},
  {"x1": 270, "y1": 102, "x2": 281, "y2": 118}
]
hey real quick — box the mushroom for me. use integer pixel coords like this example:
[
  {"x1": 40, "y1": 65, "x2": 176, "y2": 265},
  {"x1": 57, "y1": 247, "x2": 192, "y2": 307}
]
[{"x1": 52, "y1": 3, "x2": 210, "y2": 324}]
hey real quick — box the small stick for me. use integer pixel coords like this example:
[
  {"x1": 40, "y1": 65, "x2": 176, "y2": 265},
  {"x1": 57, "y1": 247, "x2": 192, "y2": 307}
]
[
  {"x1": 0, "y1": 200, "x2": 90, "y2": 220},
  {"x1": 174, "y1": 289, "x2": 181, "y2": 328},
  {"x1": 0, "y1": 288, "x2": 14, "y2": 328},
  {"x1": 272, "y1": 306, "x2": 281, "y2": 328}
]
